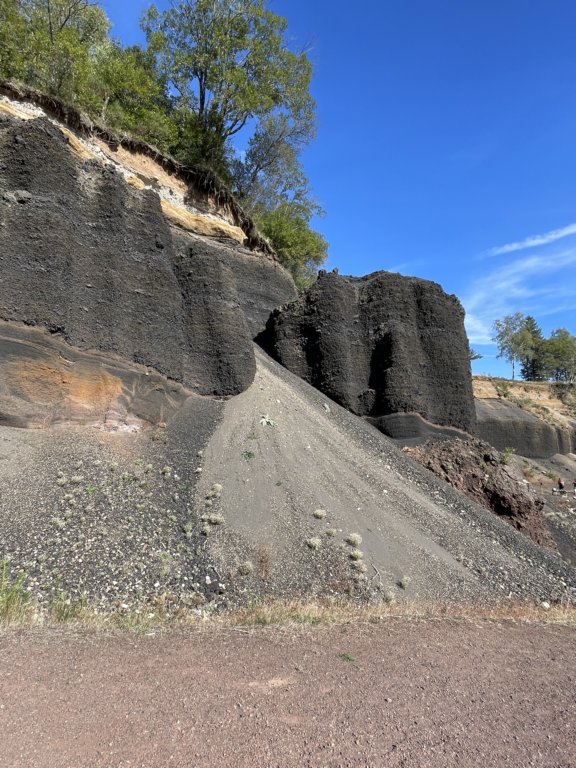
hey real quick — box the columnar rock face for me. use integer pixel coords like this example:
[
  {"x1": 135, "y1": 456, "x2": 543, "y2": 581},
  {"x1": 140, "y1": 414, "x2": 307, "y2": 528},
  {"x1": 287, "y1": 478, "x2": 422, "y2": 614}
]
[
  {"x1": 0, "y1": 112, "x2": 296, "y2": 409},
  {"x1": 263, "y1": 271, "x2": 476, "y2": 433}
]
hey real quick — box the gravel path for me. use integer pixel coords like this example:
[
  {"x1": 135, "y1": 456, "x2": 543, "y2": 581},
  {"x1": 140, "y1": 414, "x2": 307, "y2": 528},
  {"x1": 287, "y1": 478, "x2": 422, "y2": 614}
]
[{"x1": 1, "y1": 620, "x2": 575, "y2": 767}]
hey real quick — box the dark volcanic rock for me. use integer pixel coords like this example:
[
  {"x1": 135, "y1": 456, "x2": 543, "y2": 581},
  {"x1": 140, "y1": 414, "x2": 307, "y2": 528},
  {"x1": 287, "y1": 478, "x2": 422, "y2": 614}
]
[
  {"x1": 262, "y1": 271, "x2": 476, "y2": 433},
  {"x1": 170, "y1": 231, "x2": 296, "y2": 339},
  {"x1": 0, "y1": 114, "x2": 295, "y2": 403},
  {"x1": 476, "y1": 399, "x2": 576, "y2": 459},
  {"x1": 404, "y1": 437, "x2": 556, "y2": 550}
]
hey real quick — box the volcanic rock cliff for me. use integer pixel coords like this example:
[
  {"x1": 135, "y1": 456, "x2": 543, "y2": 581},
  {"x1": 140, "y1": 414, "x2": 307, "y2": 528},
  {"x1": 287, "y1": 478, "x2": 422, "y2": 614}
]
[
  {"x1": 261, "y1": 270, "x2": 476, "y2": 435},
  {"x1": 0, "y1": 96, "x2": 296, "y2": 427},
  {"x1": 1, "y1": 85, "x2": 575, "y2": 613}
]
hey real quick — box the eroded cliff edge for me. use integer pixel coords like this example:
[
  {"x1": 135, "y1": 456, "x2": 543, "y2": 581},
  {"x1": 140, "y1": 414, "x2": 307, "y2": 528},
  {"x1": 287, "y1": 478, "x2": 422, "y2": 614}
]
[{"x1": 0, "y1": 108, "x2": 296, "y2": 424}]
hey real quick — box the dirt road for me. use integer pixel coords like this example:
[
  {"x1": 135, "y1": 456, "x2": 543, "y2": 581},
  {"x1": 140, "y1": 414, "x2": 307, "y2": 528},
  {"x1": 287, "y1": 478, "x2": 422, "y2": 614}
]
[{"x1": 1, "y1": 619, "x2": 575, "y2": 767}]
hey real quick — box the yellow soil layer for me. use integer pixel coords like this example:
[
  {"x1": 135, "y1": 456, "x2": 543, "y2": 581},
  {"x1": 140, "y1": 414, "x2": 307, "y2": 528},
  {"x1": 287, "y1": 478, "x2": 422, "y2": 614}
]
[
  {"x1": 160, "y1": 198, "x2": 246, "y2": 242},
  {"x1": 0, "y1": 99, "x2": 35, "y2": 120},
  {"x1": 57, "y1": 124, "x2": 97, "y2": 160},
  {"x1": 0, "y1": 99, "x2": 245, "y2": 242},
  {"x1": 5, "y1": 358, "x2": 122, "y2": 413},
  {"x1": 473, "y1": 376, "x2": 575, "y2": 426},
  {"x1": 94, "y1": 138, "x2": 189, "y2": 199},
  {"x1": 0, "y1": 101, "x2": 95, "y2": 160}
]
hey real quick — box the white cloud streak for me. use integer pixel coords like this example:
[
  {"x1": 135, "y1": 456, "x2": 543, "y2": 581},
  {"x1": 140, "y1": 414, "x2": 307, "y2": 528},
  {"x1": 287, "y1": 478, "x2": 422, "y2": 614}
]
[
  {"x1": 463, "y1": 246, "x2": 576, "y2": 344},
  {"x1": 488, "y1": 222, "x2": 576, "y2": 256}
]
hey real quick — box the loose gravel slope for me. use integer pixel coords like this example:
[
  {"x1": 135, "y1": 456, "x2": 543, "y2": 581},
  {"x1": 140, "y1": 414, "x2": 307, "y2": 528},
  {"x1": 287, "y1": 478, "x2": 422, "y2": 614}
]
[
  {"x1": 1, "y1": 346, "x2": 575, "y2": 610},
  {"x1": 195, "y1": 348, "x2": 576, "y2": 604}
]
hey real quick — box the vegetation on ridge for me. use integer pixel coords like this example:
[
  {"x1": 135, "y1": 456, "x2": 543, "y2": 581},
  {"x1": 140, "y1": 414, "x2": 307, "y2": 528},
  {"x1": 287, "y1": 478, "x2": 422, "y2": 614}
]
[
  {"x1": 0, "y1": 0, "x2": 328, "y2": 285},
  {"x1": 493, "y1": 313, "x2": 576, "y2": 383}
]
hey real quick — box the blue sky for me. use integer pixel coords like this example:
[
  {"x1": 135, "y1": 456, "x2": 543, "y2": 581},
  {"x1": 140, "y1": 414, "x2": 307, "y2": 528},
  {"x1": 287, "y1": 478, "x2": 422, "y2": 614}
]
[{"x1": 100, "y1": 0, "x2": 576, "y2": 377}]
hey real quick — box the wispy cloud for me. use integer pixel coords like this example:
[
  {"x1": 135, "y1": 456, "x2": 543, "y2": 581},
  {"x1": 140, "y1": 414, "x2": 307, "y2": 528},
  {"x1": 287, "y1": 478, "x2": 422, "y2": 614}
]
[
  {"x1": 384, "y1": 260, "x2": 424, "y2": 276},
  {"x1": 488, "y1": 222, "x2": 576, "y2": 256},
  {"x1": 463, "y1": 246, "x2": 576, "y2": 344}
]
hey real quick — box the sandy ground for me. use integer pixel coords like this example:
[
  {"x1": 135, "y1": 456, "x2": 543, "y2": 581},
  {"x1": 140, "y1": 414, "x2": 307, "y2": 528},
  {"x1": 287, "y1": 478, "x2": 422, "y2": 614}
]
[{"x1": 1, "y1": 620, "x2": 575, "y2": 768}]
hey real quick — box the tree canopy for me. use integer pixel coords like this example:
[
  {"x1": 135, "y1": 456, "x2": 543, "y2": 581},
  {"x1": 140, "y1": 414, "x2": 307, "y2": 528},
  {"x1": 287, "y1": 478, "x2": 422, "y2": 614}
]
[
  {"x1": 142, "y1": 0, "x2": 314, "y2": 163},
  {"x1": 493, "y1": 314, "x2": 576, "y2": 382},
  {"x1": 0, "y1": 0, "x2": 328, "y2": 284},
  {"x1": 142, "y1": 0, "x2": 326, "y2": 282},
  {"x1": 492, "y1": 312, "x2": 526, "y2": 380}
]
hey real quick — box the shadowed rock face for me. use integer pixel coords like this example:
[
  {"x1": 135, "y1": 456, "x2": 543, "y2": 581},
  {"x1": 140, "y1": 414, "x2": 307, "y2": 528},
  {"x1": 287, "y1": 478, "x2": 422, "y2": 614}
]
[
  {"x1": 0, "y1": 113, "x2": 295, "y2": 413},
  {"x1": 476, "y1": 399, "x2": 576, "y2": 459},
  {"x1": 263, "y1": 271, "x2": 476, "y2": 433}
]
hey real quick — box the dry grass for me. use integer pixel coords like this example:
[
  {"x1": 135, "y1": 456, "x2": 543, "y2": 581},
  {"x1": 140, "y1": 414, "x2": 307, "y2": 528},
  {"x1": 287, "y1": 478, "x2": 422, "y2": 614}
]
[
  {"x1": 0, "y1": 559, "x2": 35, "y2": 626},
  {"x1": 219, "y1": 598, "x2": 576, "y2": 628},
  {"x1": 256, "y1": 543, "x2": 273, "y2": 580},
  {"x1": 2, "y1": 593, "x2": 575, "y2": 633}
]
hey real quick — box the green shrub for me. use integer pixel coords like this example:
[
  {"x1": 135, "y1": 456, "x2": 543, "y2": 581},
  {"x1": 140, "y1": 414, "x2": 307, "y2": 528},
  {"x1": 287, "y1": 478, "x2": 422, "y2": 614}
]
[{"x1": 501, "y1": 447, "x2": 516, "y2": 465}]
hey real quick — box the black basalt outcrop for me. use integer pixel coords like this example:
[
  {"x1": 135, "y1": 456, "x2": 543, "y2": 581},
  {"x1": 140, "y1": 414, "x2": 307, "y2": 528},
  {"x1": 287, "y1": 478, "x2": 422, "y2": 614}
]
[
  {"x1": 262, "y1": 271, "x2": 476, "y2": 434},
  {"x1": 0, "y1": 112, "x2": 296, "y2": 401}
]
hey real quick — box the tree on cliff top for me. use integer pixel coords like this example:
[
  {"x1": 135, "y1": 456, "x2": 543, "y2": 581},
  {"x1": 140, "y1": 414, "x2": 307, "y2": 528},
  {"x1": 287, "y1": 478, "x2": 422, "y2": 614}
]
[
  {"x1": 492, "y1": 312, "x2": 526, "y2": 380},
  {"x1": 0, "y1": 0, "x2": 328, "y2": 283},
  {"x1": 143, "y1": 0, "x2": 327, "y2": 284},
  {"x1": 142, "y1": 0, "x2": 314, "y2": 171},
  {"x1": 6, "y1": 0, "x2": 110, "y2": 100}
]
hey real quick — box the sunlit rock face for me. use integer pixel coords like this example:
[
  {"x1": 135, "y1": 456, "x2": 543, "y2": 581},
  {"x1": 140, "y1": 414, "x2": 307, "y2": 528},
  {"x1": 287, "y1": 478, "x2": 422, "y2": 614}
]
[
  {"x1": 475, "y1": 399, "x2": 576, "y2": 459},
  {"x1": 0, "y1": 110, "x2": 296, "y2": 424},
  {"x1": 262, "y1": 270, "x2": 476, "y2": 435}
]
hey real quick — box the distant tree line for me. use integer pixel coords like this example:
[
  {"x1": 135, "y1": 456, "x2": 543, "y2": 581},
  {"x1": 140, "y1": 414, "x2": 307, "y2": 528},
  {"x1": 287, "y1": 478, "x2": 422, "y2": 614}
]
[
  {"x1": 0, "y1": 0, "x2": 328, "y2": 287},
  {"x1": 493, "y1": 313, "x2": 576, "y2": 382}
]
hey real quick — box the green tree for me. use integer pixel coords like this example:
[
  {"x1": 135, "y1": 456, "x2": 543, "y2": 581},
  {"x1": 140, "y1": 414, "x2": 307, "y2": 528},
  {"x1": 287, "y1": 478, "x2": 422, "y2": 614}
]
[
  {"x1": 232, "y1": 113, "x2": 327, "y2": 283},
  {"x1": 86, "y1": 42, "x2": 177, "y2": 149},
  {"x1": 518, "y1": 315, "x2": 546, "y2": 381},
  {"x1": 1, "y1": 0, "x2": 110, "y2": 101},
  {"x1": 254, "y1": 200, "x2": 327, "y2": 289},
  {"x1": 232, "y1": 112, "x2": 313, "y2": 208},
  {"x1": 142, "y1": 0, "x2": 314, "y2": 169},
  {"x1": 542, "y1": 329, "x2": 576, "y2": 383},
  {"x1": 0, "y1": 0, "x2": 28, "y2": 80},
  {"x1": 469, "y1": 346, "x2": 483, "y2": 362},
  {"x1": 492, "y1": 312, "x2": 526, "y2": 380}
]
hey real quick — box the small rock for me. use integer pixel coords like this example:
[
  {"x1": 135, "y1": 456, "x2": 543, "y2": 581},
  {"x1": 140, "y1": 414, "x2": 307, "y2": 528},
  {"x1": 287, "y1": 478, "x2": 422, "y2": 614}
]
[{"x1": 4, "y1": 189, "x2": 32, "y2": 204}]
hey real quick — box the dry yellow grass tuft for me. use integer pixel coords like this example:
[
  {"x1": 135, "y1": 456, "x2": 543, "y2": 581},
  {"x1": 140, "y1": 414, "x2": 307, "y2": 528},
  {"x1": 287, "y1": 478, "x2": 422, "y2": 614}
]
[
  {"x1": 220, "y1": 598, "x2": 576, "y2": 629},
  {"x1": 3, "y1": 589, "x2": 575, "y2": 633}
]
